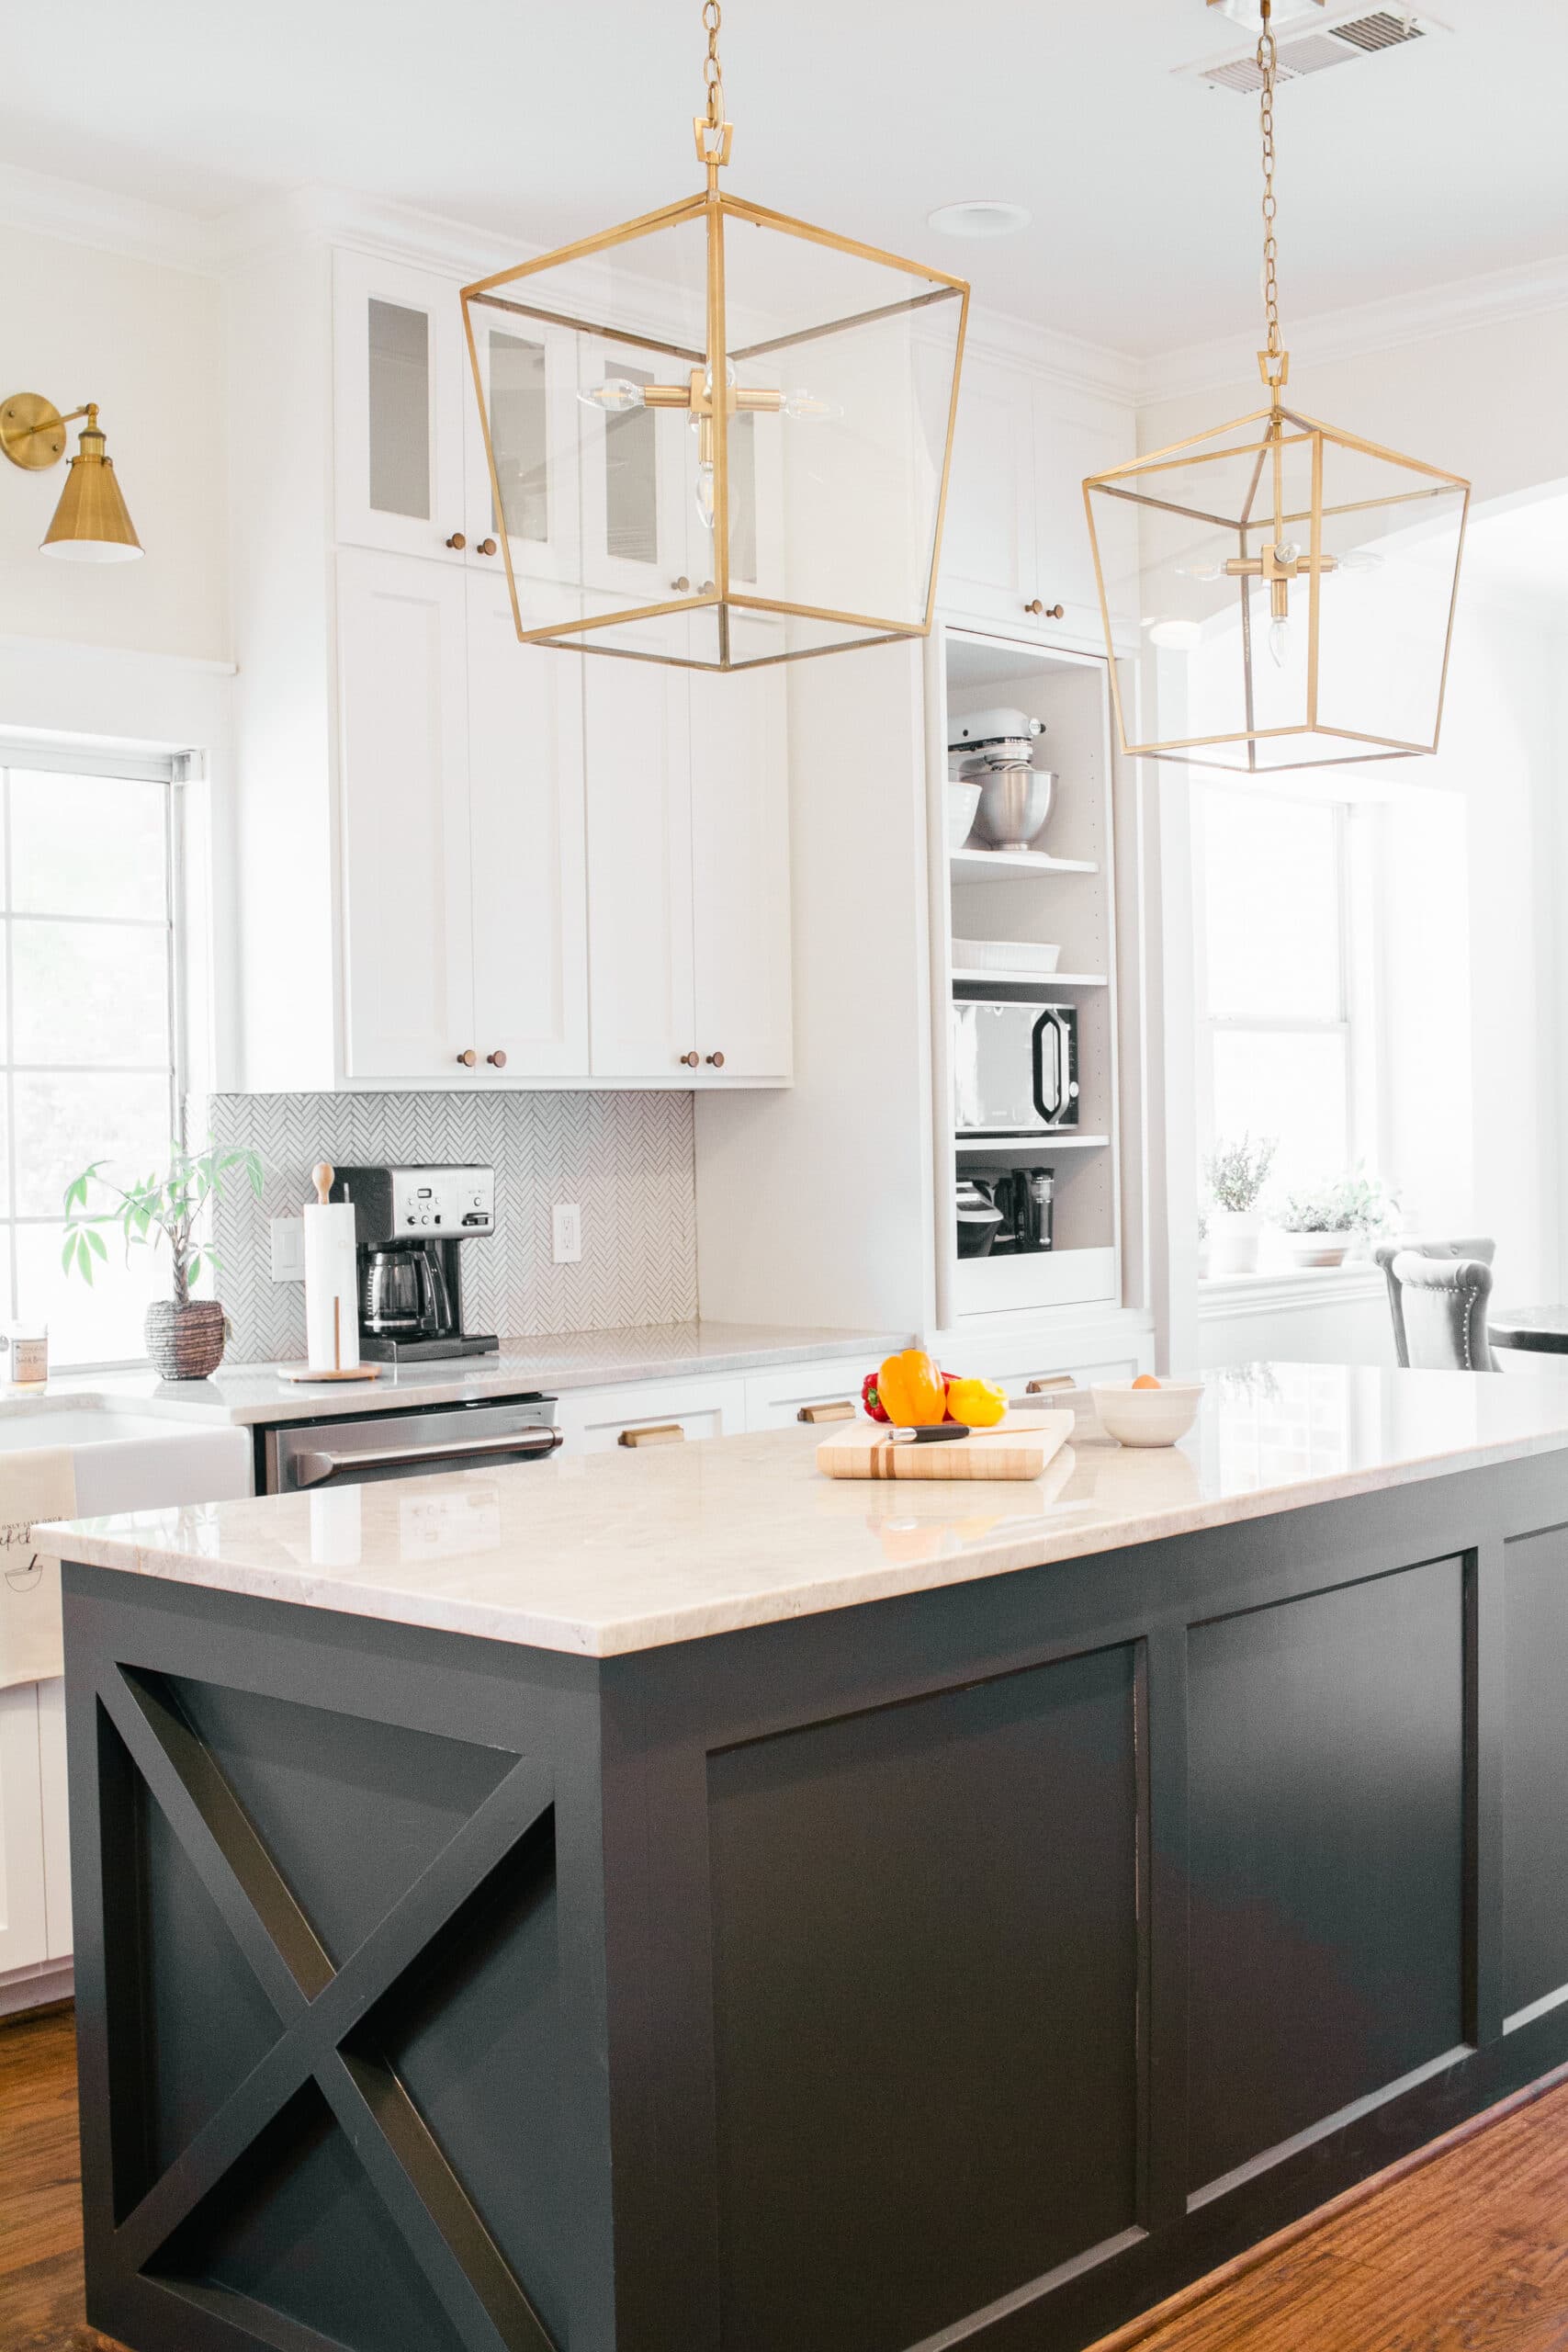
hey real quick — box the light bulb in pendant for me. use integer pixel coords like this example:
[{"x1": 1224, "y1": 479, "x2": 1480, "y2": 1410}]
[
  {"x1": 694, "y1": 458, "x2": 716, "y2": 531},
  {"x1": 780, "y1": 387, "x2": 843, "y2": 422},
  {"x1": 1269, "y1": 616, "x2": 1292, "y2": 668},
  {"x1": 577, "y1": 377, "x2": 647, "y2": 413}
]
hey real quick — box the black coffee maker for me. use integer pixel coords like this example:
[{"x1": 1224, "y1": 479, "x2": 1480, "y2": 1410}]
[{"x1": 331, "y1": 1165, "x2": 500, "y2": 1363}]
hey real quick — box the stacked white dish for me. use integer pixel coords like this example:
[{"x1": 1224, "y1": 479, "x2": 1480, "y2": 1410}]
[{"x1": 952, "y1": 938, "x2": 1062, "y2": 974}]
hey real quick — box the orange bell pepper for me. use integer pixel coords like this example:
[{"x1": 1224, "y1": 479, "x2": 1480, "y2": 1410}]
[{"x1": 876, "y1": 1348, "x2": 948, "y2": 1428}]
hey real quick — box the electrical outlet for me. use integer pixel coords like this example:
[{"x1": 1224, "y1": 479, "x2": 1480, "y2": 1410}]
[
  {"x1": 552, "y1": 1203, "x2": 582, "y2": 1265},
  {"x1": 269, "y1": 1216, "x2": 305, "y2": 1282}
]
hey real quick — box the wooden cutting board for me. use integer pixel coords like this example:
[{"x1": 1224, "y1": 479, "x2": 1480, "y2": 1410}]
[{"x1": 817, "y1": 1414, "x2": 1073, "y2": 1482}]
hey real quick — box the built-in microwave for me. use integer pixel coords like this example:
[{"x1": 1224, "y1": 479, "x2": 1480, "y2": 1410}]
[{"x1": 953, "y1": 1000, "x2": 1080, "y2": 1135}]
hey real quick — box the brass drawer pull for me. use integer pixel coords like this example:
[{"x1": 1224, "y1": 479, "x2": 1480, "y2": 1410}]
[
  {"x1": 1025, "y1": 1374, "x2": 1076, "y2": 1395},
  {"x1": 456, "y1": 1047, "x2": 478, "y2": 1068},
  {"x1": 705, "y1": 1050, "x2": 726, "y2": 1069},
  {"x1": 477, "y1": 537, "x2": 498, "y2": 556},
  {"x1": 618, "y1": 1422, "x2": 686, "y2": 1447},
  {"x1": 446, "y1": 531, "x2": 468, "y2": 550},
  {"x1": 487, "y1": 1048, "x2": 508, "y2": 1069},
  {"x1": 1025, "y1": 599, "x2": 1066, "y2": 619},
  {"x1": 797, "y1": 1400, "x2": 855, "y2": 1423}
]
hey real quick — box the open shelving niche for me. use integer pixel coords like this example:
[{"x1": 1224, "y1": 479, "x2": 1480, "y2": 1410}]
[{"x1": 928, "y1": 624, "x2": 1123, "y2": 1326}]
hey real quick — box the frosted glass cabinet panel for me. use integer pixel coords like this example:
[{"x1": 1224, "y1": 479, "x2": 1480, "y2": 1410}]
[
  {"x1": 334, "y1": 252, "x2": 468, "y2": 561},
  {"x1": 367, "y1": 299, "x2": 432, "y2": 521},
  {"x1": 462, "y1": 306, "x2": 583, "y2": 589}
]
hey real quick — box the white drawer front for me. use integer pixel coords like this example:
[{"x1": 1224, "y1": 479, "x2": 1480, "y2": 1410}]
[
  {"x1": 743, "y1": 1360, "x2": 871, "y2": 1431},
  {"x1": 554, "y1": 1375, "x2": 748, "y2": 1456}
]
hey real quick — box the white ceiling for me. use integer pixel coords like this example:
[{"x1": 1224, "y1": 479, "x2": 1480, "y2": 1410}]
[{"x1": 6, "y1": 0, "x2": 1567, "y2": 356}]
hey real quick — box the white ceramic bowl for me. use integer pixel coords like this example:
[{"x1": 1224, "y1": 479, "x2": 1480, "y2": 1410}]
[
  {"x1": 947, "y1": 779, "x2": 982, "y2": 851},
  {"x1": 1090, "y1": 1379, "x2": 1204, "y2": 1449}
]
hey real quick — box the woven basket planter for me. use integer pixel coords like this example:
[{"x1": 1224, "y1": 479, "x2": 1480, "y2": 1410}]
[{"x1": 145, "y1": 1298, "x2": 228, "y2": 1381}]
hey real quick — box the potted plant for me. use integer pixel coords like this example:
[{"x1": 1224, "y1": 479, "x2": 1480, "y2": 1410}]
[
  {"x1": 62, "y1": 1142, "x2": 263, "y2": 1379},
  {"x1": 1201, "y1": 1135, "x2": 1276, "y2": 1276},
  {"x1": 1277, "y1": 1170, "x2": 1399, "y2": 1268}
]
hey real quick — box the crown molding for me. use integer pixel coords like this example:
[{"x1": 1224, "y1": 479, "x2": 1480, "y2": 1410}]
[
  {"x1": 962, "y1": 306, "x2": 1142, "y2": 409},
  {"x1": 1141, "y1": 251, "x2": 1568, "y2": 405},
  {"x1": 2, "y1": 153, "x2": 1565, "y2": 425},
  {"x1": 0, "y1": 160, "x2": 220, "y2": 273}
]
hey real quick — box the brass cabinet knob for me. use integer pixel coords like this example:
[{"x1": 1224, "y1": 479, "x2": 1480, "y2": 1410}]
[
  {"x1": 671, "y1": 575, "x2": 691, "y2": 593},
  {"x1": 487, "y1": 1048, "x2": 507, "y2": 1069},
  {"x1": 456, "y1": 1047, "x2": 478, "y2": 1067},
  {"x1": 1025, "y1": 598, "x2": 1066, "y2": 619},
  {"x1": 446, "y1": 532, "x2": 468, "y2": 550},
  {"x1": 679, "y1": 1050, "x2": 700, "y2": 1069},
  {"x1": 705, "y1": 1050, "x2": 726, "y2": 1069},
  {"x1": 478, "y1": 537, "x2": 498, "y2": 556},
  {"x1": 700, "y1": 579, "x2": 715, "y2": 594}
]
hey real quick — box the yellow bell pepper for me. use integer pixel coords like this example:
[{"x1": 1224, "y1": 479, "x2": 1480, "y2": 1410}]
[
  {"x1": 944, "y1": 1375, "x2": 1008, "y2": 1429},
  {"x1": 875, "y1": 1348, "x2": 948, "y2": 1428}
]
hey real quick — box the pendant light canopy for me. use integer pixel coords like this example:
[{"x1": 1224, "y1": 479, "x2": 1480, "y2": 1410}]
[
  {"x1": 0, "y1": 394, "x2": 142, "y2": 562},
  {"x1": 1083, "y1": 3, "x2": 1468, "y2": 773},
  {"x1": 461, "y1": 2, "x2": 969, "y2": 670}
]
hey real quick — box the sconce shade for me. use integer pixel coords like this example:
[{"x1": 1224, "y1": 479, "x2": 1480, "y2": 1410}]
[
  {"x1": 41, "y1": 413, "x2": 142, "y2": 562},
  {"x1": 462, "y1": 193, "x2": 967, "y2": 669},
  {"x1": 1085, "y1": 405, "x2": 1468, "y2": 775}
]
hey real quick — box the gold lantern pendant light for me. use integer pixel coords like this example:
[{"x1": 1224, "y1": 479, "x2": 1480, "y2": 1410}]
[
  {"x1": 1083, "y1": 1, "x2": 1469, "y2": 773},
  {"x1": 461, "y1": 1, "x2": 969, "y2": 671}
]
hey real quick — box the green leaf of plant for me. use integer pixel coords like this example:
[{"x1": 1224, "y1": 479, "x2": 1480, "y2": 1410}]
[{"x1": 86, "y1": 1227, "x2": 107, "y2": 1261}]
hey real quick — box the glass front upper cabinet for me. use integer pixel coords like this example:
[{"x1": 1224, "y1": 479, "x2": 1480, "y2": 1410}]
[{"x1": 334, "y1": 253, "x2": 468, "y2": 561}]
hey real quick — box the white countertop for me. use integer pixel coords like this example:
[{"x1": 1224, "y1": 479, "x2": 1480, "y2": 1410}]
[
  {"x1": 41, "y1": 1363, "x2": 1568, "y2": 1658},
  {"x1": 1, "y1": 1321, "x2": 908, "y2": 1430}
]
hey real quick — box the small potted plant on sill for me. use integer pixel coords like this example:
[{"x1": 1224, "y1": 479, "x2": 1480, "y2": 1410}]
[
  {"x1": 62, "y1": 1141, "x2": 264, "y2": 1380},
  {"x1": 1201, "y1": 1135, "x2": 1276, "y2": 1277},
  {"x1": 1276, "y1": 1170, "x2": 1399, "y2": 1269}
]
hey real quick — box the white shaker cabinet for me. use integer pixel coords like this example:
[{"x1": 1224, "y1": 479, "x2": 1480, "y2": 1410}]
[
  {"x1": 336, "y1": 550, "x2": 591, "y2": 1082},
  {"x1": 938, "y1": 352, "x2": 1137, "y2": 650},
  {"x1": 584, "y1": 662, "x2": 696, "y2": 1079},
  {"x1": 38, "y1": 1679, "x2": 71, "y2": 1962},
  {"x1": 0, "y1": 1682, "x2": 47, "y2": 1978},
  {"x1": 690, "y1": 666, "x2": 791, "y2": 1081},
  {"x1": 586, "y1": 663, "x2": 791, "y2": 1083},
  {"x1": 467, "y1": 578, "x2": 590, "y2": 1078},
  {"x1": 337, "y1": 550, "x2": 476, "y2": 1079}
]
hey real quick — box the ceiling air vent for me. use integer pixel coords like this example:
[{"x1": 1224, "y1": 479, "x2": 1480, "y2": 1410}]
[{"x1": 1183, "y1": 8, "x2": 1444, "y2": 93}]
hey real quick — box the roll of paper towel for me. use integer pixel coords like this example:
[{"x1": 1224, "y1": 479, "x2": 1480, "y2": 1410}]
[{"x1": 304, "y1": 1169, "x2": 360, "y2": 1373}]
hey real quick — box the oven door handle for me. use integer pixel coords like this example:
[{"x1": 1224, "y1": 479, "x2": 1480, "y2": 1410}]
[{"x1": 291, "y1": 1426, "x2": 564, "y2": 1488}]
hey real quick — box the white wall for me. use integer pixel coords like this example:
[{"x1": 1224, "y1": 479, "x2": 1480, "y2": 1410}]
[
  {"x1": 1143, "y1": 301, "x2": 1568, "y2": 511},
  {"x1": 0, "y1": 225, "x2": 227, "y2": 662},
  {"x1": 1145, "y1": 301, "x2": 1568, "y2": 1367}
]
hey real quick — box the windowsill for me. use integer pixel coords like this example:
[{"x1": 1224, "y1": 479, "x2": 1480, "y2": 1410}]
[{"x1": 1198, "y1": 1263, "x2": 1386, "y2": 1318}]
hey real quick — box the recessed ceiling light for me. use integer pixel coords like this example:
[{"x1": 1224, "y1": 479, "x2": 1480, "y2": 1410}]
[
  {"x1": 1207, "y1": 0, "x2": 1325, "y2": 22},
  {"x1": 927, "y1": 200, "x2": 1032, "y2": 241}
]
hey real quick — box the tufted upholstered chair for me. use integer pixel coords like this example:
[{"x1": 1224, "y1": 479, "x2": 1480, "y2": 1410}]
[
  {"x1": 1387, "y1": 1250, "x2": 1496, "y2": 1373},
  {"x1": 1372, "y1": 1237, "x2": 1495, "y2": 1369}
]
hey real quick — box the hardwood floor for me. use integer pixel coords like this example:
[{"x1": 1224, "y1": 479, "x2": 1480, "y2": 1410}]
[{"x1": 5, "y1": 2004, "x2": 1568, "y2": 2352}]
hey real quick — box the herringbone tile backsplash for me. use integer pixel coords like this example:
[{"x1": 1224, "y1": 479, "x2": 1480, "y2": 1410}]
[{"x1": 202, "y1": 1091, "x2": 698, "y2": 1363}]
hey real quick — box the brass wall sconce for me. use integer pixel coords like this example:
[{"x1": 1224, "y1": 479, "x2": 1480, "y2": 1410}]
[{"x1": 0, "y1": 393, "x2": 142, "y2": 562}]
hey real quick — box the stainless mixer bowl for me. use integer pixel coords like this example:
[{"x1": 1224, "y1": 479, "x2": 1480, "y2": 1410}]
[{"x1": 974, "y1": 764, "x2": 1056, "y2": 853}]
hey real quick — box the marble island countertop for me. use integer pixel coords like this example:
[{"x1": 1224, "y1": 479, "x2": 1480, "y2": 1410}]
[
  {"x1": 0, "y1": 1320, "x2": 908, "y2": 1430},
  {"x1": 42, "y1": 1363, "x2": 1568, "y2": 1658}
]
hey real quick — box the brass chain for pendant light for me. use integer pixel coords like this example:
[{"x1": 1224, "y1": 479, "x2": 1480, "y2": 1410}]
[
  {"x1": 702, "y1": 0, "x2": 725, "y2": 133},
  {"x1": 1257, "y1": 0, "x2": 1286, "y2": 388},
  {"x1": 694, "y1": 0, "x2": 733, "y2": 167}
]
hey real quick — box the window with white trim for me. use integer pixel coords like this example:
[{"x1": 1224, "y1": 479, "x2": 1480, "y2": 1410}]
[
  {"x1": 0, "y1": 745, "x2": 186, "y2": 1368},
  {"x1": 1193, "y1": 782, "x2": 1381, "y2": 1211}
]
